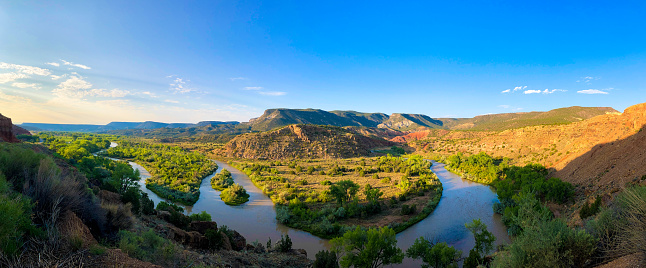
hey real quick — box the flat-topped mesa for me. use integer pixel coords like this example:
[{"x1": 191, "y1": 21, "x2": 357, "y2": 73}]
[
  {"x1": 221, "y1": 124, "x2": 394, "y2": 160},
  {"x1": 0, "y1": 113, "x2": 20, "y2": 142}
]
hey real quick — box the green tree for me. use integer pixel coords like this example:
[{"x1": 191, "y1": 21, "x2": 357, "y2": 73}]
[
  {"x1": 331, "y1": 226, "x2": 404, "y2": 268},
  {"x1": 329, "y1": 180, "x2": 360, "y2": 206},
  {"x1": 406, "y1": 237, "x2": 461, "y2": 268},
  {"x1": 465, "y1": 219, "x2": 496, "y2": 267},
  {"x1": 314, "y1": 250, "x2": 339, "y2": 268}
]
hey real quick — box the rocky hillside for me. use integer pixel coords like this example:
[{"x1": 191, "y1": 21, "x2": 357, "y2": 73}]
[
  {"x1": 438, "y1": 106, "x2": 617, "y2": 131},
  {"x1": 0, "y1": 113, "x2": 20, "y2": 142},
  {"x1": 221, "y1": 124, "x2": 395, "y2": 159},
  {"x1": 418, "y1": 102, "x2": 646, "y2": 190},
  {"x1": 246, "y1": 106, "x2": 616, "y2": 133},
  {"x1": 248, "y1": 108, "x2": 388, "y2": 131},
  {"x1": 378, "y1": 113, "x2": 445, "y2": 131}
]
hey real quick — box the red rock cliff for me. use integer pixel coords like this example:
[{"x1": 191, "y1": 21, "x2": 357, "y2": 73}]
[{"x1": 0, "y1": 113, "x2": 20, "y2": 142}]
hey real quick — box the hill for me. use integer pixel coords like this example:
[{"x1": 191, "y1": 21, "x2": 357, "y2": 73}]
[
  {"x1": 378, "y1": 113, "x2": 445, "y2": 131},
  {"x1": 416, "y1": 103, "x2": 646, "y2": 190},
  {"x1": 437, "y1": 106, "x2": 618, "y2": 131},
  {"x1": 220, "y1": 124, "x2": 395, "y2": 159},
  {"x1": 20, "y1": 121, "x2": 240, "y2": 132},
  {"x1": 247, "y1": 108, "x2": 388, "y2": 131},
  {"x1": 246, "y1": 106, "x2": 616, "y2": 133}
]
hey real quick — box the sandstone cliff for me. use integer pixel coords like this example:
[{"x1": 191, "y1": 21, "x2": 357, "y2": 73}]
[
  {"x1": 0, "y1": 113, "x2": 19, "y2": 142},
  {"x1": 221, "y1": 124, "x2": 394, "y2": 159}
]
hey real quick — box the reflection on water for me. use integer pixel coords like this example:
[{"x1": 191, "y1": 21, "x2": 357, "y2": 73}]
[{"x1": 125, "y1": 156, "x2": 509, "y2": 263}]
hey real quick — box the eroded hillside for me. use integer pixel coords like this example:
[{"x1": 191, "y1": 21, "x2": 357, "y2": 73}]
[
  {"x1": 220, "y1": 124, "x2": 394, "y2": 159},
  {"x1": 416, "y1": 103, "x2": 646, "y2": 189}
]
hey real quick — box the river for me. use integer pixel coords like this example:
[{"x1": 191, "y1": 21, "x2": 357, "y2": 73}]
[{"x1": 110, "y1": 142, "x2": 509, "y2": 265}]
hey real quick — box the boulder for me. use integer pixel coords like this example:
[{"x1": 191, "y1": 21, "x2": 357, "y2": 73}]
[
  {"x1": 294, "y1": 248, "x2": 308, "y2": 258},
  {"x1": 157, "y1": 211, "x2": 171, "y2": 222},
  {"x1": 220, "y1": 232, "x2": 233, "y2": 251},
  {"x1": 230, "y1": 230, "x2": 247, "y2": 251},
  {"x1": 167, "y1": 225, "x2": 208, "y2": 249},
  {"x1": 189, "y1": 221, "x2": 217, "y2": 235}
]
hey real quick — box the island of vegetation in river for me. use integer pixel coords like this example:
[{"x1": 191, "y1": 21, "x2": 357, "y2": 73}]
[
  {"x1": 210, "y1": 169, "x2": 250, "y2": 205},
  {"x1": 228, "y1": 154, "x2": 442, "y2": 238}
]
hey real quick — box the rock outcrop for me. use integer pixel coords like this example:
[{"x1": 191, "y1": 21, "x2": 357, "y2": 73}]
[
  {"x1": 0, "y1": 113, "x2": 19, "y2": 142},
  {"x1": 221, "y1": 124, "x2": 394, "y2": 159}
]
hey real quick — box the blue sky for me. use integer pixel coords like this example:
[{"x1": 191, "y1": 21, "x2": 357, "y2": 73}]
[{"x1": 1, "y1": 1, "x2": 645, "y2": 124}]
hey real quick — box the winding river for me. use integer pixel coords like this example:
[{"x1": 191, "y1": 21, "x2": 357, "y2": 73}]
[{"x1": 110, "y1": 142, "x2": 509, "y2": 265}]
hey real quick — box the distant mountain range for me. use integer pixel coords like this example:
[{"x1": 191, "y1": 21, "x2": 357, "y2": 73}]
[
  {"x1": 19, "y1": 106, "x2": 617, "y2": 134},
  {"x1": 19, "y1": 121, "x2": 239, "y2": 132},
  {"x1": 247, "y1": 106, "x2": 617, "y2": 132}
]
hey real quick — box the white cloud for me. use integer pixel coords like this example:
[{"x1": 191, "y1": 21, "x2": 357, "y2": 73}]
[
  {"x1": 229, "y1": 77, "x2": 246, "y2": 81},
  {"x1": 243, "y1": 86, "x2": 263, "y2": 90},
  {"x1": 50, "y1": 74, "x2": 66, "y2": 80},
  {"x1": 53, "y1": 76, "x2": 93, "y2": 98},
  {"x1": 0, "y1": 72, "x2": 29, "y2": 83},
  {"x1": 61, "y1": 60, "x2": 91, "y2": 70},
  {"x1": 170, "y1": 77, "x2": 194, "y2": 93},
  {"x1": 259, "y1": 91, "x2": 287, "y2": 96},
  {"x1": 0, "y1": 62, "x2": 51, "y2": 76},
  {"x1": 524, "y1": 89, "x2": 566, "y2": 95},
  {"x1": 11, "y1": 82, "x2": 41, "y2": 89},
  {"x1": 501, "y1": 86, "x2": 527, "y2": 94},
  {"x1": 577, "y1": 89, "x2": 609, "y2": 94},
  {"x1": 140, "y1": 91, "x2": 158, "y2": 98},
  {"x1": 498, "y1": 105, "x2": 511, "y2": 108},
  {"x1": 46, "y1": 62, "x2": 60, "y2": 67},
  {"x1": 576, "y1": 76, "x2": 599, "y2": 83},
  {"x1": 165, "y1": 99, "x2": 180, "y2": 104},
  {"x1": 53, "y1": 76, "x2": 129, "y2": 98}
]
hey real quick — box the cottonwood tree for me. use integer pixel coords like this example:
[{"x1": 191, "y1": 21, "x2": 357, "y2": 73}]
[{"x1": 331, "y1": 226, "x2": 404, "y2": 268}]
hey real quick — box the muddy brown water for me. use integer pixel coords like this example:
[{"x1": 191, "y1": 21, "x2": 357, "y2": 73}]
[{"x1": 120, "y1": 149, "x2": 509, "y2": 265}]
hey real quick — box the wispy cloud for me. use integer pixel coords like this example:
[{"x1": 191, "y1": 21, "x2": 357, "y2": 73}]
[
  {"x1": 501, "y1": 86, "x2": 527, "y2": 94},
  {"x1": 229, "y1": 77, "x2": 246, "y2": 81},
  {"x1": 576, "y1": 76, "x2": 599, "y2": 83},
  {"x1": 170, "y1": 77, "x2": 194, "y2": 93},
  {"x1": 0, "y1": 72, "x2": 29, "y2": 83},
  {"x1": 140, "y1": 91, "x2": 158, "y2": 98},
  {"x1": 243, "y1": 86, "x2": 263, "y2": 90},
  {"x1": 0, "y1": 62, "x2": 51, "y2": 76},
  {"x1": 524, "y1": 89, "x2": 567, "y2": 94},
  {"x1": 52, "y1": 76, "x2": 130, "y2": 98},
  {"x1": 12, "y1": 82, "x2": 41, "y2": 89},
  {"x1": 577, "y1": 89, "x2": 609, "y2": 94},
  {"x1": 498, "y1": 105, "x2": 511, "y2": 108},
  {"x1": 259, "y1": 91, "x2": 287, "y2": 96},
  {"x1": 61, "y1": 60, "x2": 91, "y2": 70},
  {"x1": 46, "y1": 62, "x2": 60, "y2": 67},
  {"x1": 164, "y1": 99, "x2": 180, "y2": 104}
]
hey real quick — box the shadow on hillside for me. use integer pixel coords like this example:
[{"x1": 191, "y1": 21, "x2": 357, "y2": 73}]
[{"x1": 549, "y1": 126, "x2": 646, "y2": 194}]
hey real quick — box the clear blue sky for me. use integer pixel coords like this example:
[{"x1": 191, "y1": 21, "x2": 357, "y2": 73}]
[{"x1": 1, "y1": 1, "x2": 645, "y2": 124}]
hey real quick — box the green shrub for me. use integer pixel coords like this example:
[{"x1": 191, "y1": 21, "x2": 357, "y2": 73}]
[
  {"x1": 277, "y1": 234, "x2": 292, "y2": 252},
  {"x1": 189, "y1": 211, "x2": 212, "y2": 222},
  {"x1": 0, "y1": 184, "x2": 40, "y2": 256},
  {"x1": 314, "y1": 250, "x2": 339, "y2": 268},
  {"x1": 579, "y1": 196, "x2": 601, "y2": 219},
  {"x1": 119, "y1": 229, "x2": 177, "y2": 263},
  {"x1": 321, "y1": 180, "x2": 332, "y2": 186}
]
